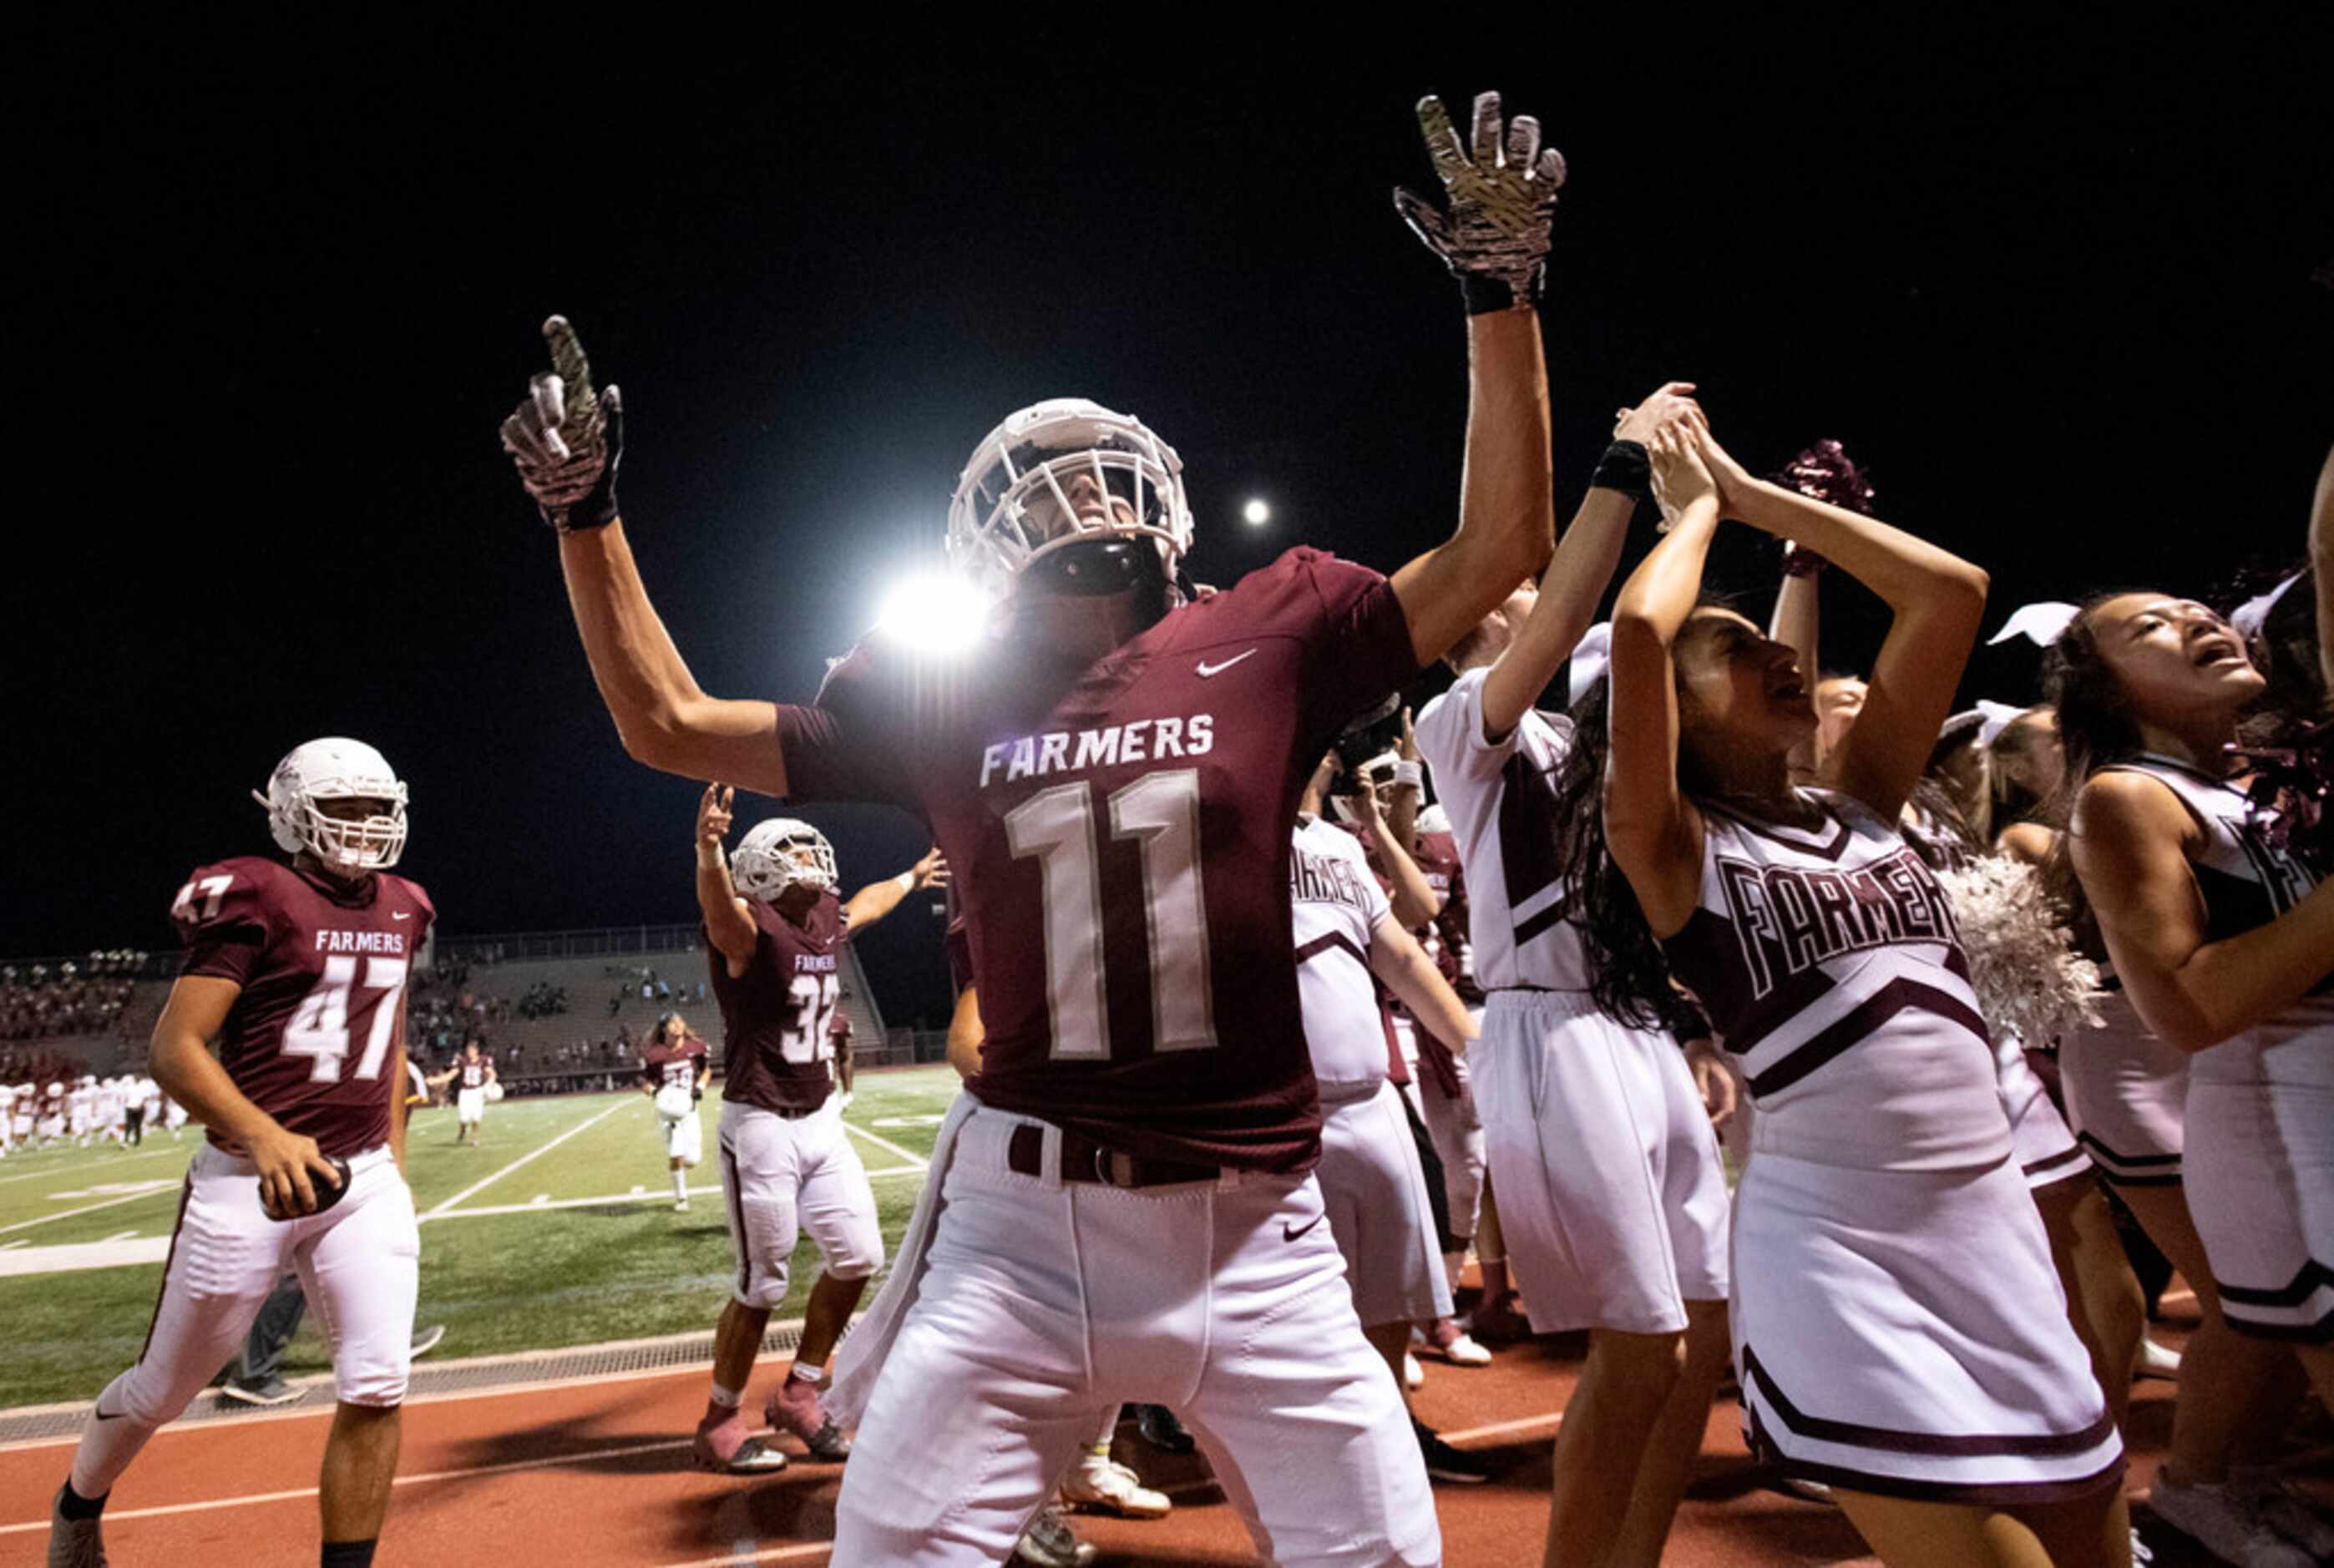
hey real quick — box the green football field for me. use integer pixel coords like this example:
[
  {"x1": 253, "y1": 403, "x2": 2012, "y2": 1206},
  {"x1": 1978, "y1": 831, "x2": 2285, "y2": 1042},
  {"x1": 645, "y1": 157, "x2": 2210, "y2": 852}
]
[{"x1": 0, "y1": 1066, "x2": 964, "y2": 1410}]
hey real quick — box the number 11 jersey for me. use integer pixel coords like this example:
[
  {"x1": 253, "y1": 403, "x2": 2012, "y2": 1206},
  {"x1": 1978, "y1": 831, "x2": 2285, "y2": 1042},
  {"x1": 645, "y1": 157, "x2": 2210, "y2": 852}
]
[
  {"x1": 172, "y1": 857, "x2": 435, "y2": 1159},
  {"x1": 774, "y1": 547, "x2": 1419, "y2": 1172}
]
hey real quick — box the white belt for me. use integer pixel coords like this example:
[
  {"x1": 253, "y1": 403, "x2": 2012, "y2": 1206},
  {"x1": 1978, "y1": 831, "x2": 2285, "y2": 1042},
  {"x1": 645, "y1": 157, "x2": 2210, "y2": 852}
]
[{"x1": 201, "y1": 1142, "x2": 393, "y2": 1176}]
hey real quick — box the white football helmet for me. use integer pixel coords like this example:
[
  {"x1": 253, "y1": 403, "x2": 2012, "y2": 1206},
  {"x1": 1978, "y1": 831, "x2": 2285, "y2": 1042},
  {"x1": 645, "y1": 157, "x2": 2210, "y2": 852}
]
[
  {"x1": 253, "y1": 738, "x2": 408, "y2": 874},
  {"x1": 947, "y1": 398, "x2": 1194, "y2": 594},
  {"x1": 730, "y1": 818, "x2": 838, "y2": 903}
]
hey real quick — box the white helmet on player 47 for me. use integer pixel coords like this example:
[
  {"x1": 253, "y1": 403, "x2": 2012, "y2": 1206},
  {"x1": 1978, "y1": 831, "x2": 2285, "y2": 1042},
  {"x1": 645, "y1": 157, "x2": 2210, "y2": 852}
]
[
  {"x1": 946, "y1": 398, "x2": 1195, "y2": 594},
  {"x1": 730, "y1": 818, "x2": 838, "y2": 903},
  {"x1": 252, "y1": 737, "x2": 409, "y2": 874}
]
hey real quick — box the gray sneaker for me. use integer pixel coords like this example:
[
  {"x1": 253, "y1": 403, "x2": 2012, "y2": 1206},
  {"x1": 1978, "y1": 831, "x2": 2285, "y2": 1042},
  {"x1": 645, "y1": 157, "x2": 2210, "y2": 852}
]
[
  {"x1": 2149, "y1": 1476, "x2": 2316, "y2": 1568},
  {"x1": 2230, "y1": 1471, "x2": 2334, "y2": 1561},
  {"x1": 219, "y1": 1375, "x2": 300, "y2": 1408},
  {"x1": 48, "y1": 1489, "x2": 106, "y2": 1567},
  {"x1": 1013, "y1": 1503, "x2": 1097, "y2": 1568}
]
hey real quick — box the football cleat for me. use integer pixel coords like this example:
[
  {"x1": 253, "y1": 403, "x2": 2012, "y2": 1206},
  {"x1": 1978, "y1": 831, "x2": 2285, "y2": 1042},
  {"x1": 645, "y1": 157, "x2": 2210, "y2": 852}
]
[
  {"x1": 1011, "y1": 1503, "x2": 1097, "y2": 1568},
  {"x1": 1062, "y1": 1457, "x2": 1170, "y2": 1520},
  {"x1": 47, "y1": 1489, "x2": 106, "y2": 1568},
  {"x1": 1132, "y1": 1404, "x2": 1196, "y2": 1455},
  {"x1": 1414, "y1": 1422, "x2": 1494, "y2": 1485},
  {"x1": 692, "y1": 1415, "x2": 788, "y2": 1475},
  {"x1": 730, "y1": 819, "x2": 838, "y2": 904},
  {"x1": 252, "y1": 738, "x2": 408, "y2": 874},
  {"x1": 766, "y1": 1374, "x2": 851, "y2": 1463}
]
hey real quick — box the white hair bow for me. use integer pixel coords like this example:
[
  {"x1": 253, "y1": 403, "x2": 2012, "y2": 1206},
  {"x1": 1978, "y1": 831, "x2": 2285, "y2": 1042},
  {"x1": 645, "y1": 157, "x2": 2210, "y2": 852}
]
[
  {"x1": 1987, "y1": 601, "x2": 2082, "y2": 648},
  {"x1": 2230, "y1": 569, "x2": 2306, "y2": 639}
]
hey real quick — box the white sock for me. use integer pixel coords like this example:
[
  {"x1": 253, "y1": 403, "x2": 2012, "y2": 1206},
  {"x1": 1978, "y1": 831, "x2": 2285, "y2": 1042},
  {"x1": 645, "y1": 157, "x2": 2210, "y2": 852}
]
[
  {"x1": 788, "y1": 1363, "x2": 823, "y2": 1387},
  {"x1": 672, "y1": 1171, "x2": 688, "y2": 1201},
  {"x1": 708, "y1": 1381, "x2": 742, "y2": 1409}
]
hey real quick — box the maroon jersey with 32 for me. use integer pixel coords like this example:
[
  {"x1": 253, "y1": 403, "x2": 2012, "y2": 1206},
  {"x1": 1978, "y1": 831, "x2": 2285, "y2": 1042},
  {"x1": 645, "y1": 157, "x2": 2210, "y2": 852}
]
[
  {"x1": 641, "y1": 1031, "x2": 710, "y2": 1093},
  {"x1": 173, "y1": 857, "x2": 435, "y2": 1158},
  {"x1": 775, "y1": 547, "x2": 1418, "y2": 1171},
  {"x1": 709, "y1": 892, "x2": 848, "y2": 1112}
]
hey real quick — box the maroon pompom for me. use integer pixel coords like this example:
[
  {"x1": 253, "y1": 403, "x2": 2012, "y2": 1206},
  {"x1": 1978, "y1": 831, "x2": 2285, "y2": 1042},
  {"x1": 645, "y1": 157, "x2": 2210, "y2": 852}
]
[{"x1": 1774, "y1": 440, "x2": 1876, "y2": 515}]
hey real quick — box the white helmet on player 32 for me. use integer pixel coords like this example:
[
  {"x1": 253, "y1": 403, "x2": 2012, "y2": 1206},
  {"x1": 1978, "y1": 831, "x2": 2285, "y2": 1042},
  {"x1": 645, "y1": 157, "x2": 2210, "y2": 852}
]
[
  {"x1": 730, "y1": 817, "x2": 838, "y2": 903},
  {"x1": 253, "y1": 737, "x2": 409, "y2": 874},
  {"x1": 947, "y1": 398, "x2": 1194, "y2": 594}
]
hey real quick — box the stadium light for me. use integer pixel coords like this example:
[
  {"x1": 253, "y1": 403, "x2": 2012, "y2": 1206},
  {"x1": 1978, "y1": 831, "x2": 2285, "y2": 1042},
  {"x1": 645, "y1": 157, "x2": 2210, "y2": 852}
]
[
  {"x1": 876, "y1": 571, "x2": 994, "y2": 655},
  {"x1": 1242, "y1": 498, "x2": 1271, "y2": 526}
]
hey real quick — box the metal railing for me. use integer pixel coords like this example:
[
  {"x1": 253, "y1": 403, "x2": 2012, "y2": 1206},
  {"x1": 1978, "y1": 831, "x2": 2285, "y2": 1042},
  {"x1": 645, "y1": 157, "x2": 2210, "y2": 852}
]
[{"x1": 431, "y1": 924, "x2": 705, "y2": 965}]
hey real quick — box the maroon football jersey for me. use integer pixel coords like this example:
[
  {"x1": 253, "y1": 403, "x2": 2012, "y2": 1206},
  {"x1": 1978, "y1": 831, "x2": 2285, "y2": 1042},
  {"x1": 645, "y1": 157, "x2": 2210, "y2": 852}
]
[
  {"x1": 457, "y1": 1054, "x2": 494, "y2": 1090},
  {"x1": 709, "y1": 891, "x2": 849, "y2": 1112},
  {"x1": 641, "y1": 1031, "x2": 710, "y2": 1093},
  {"x1": 774, "y1": 547, "x2": 1419, "y2": 1171},
  {"x1": 172, "y1": 856, "x2": 435, "y2": 1159}
]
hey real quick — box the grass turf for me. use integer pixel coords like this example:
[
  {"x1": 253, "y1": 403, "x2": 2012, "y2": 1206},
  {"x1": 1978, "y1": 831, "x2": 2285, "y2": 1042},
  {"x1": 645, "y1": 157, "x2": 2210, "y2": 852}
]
[{"x1": 0, "y1": 1066, "x2": 960, "y2": 1409}]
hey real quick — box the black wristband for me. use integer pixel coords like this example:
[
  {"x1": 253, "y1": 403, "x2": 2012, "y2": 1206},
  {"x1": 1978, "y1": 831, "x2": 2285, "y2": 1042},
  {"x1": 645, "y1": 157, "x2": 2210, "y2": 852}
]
[
  {"x1": 1780, "y1": 543, "x2": 1830, "y2": 579},
  {"x1": 1458, "y1": 263, "x2": 1545, "y2": 317},
  {"x1": 1590, "y1": 440, "x2": 1653, "y2": 503}
]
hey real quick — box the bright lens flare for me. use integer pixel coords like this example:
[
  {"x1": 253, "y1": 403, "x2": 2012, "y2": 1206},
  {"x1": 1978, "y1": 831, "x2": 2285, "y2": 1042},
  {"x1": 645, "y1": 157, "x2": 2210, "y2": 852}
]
[
  {"x1": 1242, "y1": 498, "x2": 1271, "y2": 526},
  {"x1": 876, "y1": 573, "x2": 993, "y2": 655}
]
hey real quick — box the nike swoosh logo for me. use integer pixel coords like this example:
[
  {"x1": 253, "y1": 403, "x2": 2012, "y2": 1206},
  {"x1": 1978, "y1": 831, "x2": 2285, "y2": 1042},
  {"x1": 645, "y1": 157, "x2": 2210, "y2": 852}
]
[
  {"x1": 1283, "y1": 1216, "x2": 1324, "y2": 1242},
  {"x1": 94, "y1": 1404, "x2": 124, "y2": 1421},
  {"x1": 1195, "y1": 649, "x2": 1258, "y2": 678},
  {"x1": 392, "y1": 912, "x2": 412, "y2": 920}
]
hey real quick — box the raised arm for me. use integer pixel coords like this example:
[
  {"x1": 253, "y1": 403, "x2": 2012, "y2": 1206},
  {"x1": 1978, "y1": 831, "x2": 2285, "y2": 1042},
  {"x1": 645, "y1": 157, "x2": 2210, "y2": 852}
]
[
  {"x1": 695, "y1": 784, "x2": 757, "y2": 978},
  {"x1": 2072, "y1": 770, "x2": 2334, "y2": 1051},
  {"x1": 1694, "y1": 417, "x2": 1988, "y2": 822},
  {"x1": 500, "y1": 317, "x2": 786, "y2": 792},
  {"x1": 1368, "y1": 917, "x2": 1478, "y2": 1057},
  {"x1": 1480, "y1": 383, "x2": 1699, "y2": 740},
  {"x1": 1388, "y1": 94, "x2": 1562, "y2": 665},
  {"x1": 1769, "y1": 559, "x2": 1823, "y2": 786},
  {"x1": 1352, "y1": 785, "x2": 1440, "y2": 930},
  {"x1": 2310, "y1": 442, "x2": 2334, "y2": 700},
  {"x1": 843, "y1": 848, "x2": 949, "y2": 933},
  {"x1": 1604, "y1": 428, "x2": 1724, "y2": 938}
]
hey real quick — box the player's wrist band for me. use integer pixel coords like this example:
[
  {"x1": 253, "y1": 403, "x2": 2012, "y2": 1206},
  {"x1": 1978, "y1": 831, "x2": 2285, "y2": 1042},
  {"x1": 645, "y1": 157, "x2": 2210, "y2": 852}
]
[
  {"x1": 1780, "y1": 543, "x2": 1831, "y2": 578},
  {"x1": 1392, "y1": 760, "x2": 1424, "y2": 792},
  {"x1": 1590, "y1": 440, "x2": 1653, "y2": 503},
  {"x1": 1458, "y1": 266, "x2": 1542, "y2": 316}
]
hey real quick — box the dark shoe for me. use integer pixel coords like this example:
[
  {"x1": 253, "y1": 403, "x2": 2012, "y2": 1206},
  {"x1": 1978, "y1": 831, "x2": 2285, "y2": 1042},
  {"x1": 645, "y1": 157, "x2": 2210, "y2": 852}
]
[
  {"x1": 1134, "y1": 1403, "x2": 1195, "y2": 1455},
  {"x1": 1414, "y1": 1421, "x2": 1493, "y2": 1485},
  {"x1": 219, "y1": 1376, "x2": 300, "y2": 1408},
  {"x1": 48, "y1": 1488, "x2": 107, "y2": 1567}
]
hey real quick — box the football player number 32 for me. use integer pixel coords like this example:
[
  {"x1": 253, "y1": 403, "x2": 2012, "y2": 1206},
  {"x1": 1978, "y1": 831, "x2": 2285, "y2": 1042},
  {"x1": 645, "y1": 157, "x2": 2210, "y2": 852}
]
[{"x1": 1006, "y1": 769, "x2": 1217, "y2": 1060}]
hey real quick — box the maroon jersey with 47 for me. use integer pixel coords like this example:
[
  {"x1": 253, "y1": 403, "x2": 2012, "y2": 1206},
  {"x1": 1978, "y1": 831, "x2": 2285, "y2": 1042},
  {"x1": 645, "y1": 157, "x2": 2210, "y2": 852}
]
[
  {"x1": 709, "y1": 892, "x2": 848, "y2": 1113},
  {"x1": 172, "y1": 857, "x2": 435, "y2": 1159},
  {"x1": 773, "y1": 547, "x2": 1419, "y2": 1171}
]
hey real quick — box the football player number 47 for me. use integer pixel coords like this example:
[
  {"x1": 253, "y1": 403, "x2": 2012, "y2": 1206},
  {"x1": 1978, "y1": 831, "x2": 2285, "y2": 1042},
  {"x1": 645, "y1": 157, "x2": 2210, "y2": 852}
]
[
  {"x1": 174, "y1": 873, "x2": 408, "y2": 1085},
  {"x1": 1006, "y1": 769, "x2": 1218, "y2": 1060}
]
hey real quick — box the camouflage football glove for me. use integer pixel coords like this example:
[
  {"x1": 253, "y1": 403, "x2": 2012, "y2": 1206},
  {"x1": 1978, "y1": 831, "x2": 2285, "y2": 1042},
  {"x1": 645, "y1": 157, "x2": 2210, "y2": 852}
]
[
  {"x1": 500, "y1": 316, "x2": 623, "y2": 532},
  {"x1": 1394, "y1": 91, "x2": 1567, "y2": 315}
]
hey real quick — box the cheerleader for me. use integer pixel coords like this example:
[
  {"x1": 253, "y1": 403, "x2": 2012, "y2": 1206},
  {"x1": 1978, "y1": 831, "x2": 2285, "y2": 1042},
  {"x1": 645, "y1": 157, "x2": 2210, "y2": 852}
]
[
  {"x1": 1581, "y1": 410, "x2": 2125, "y2": 1566},
  {"x1": 2046, "y1": 445, "x2": 2334, "y2": 1565}
]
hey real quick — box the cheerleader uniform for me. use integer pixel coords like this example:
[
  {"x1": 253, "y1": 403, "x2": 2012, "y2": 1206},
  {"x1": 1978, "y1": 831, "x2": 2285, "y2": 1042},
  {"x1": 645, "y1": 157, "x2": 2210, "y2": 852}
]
[
  {"x1": 1664, "y1": 791, "x2": 2122, "y2": 1502},
  {"x1": 2104, "y1": 756, "x2": 2334, "y2": 1340},
  {"x1": 2059, "y1": 983, "x2": 2188, "y2": 1188},
  {"x1": 1413, "y1": 669, "x2": 1729, "y2": 1336}
]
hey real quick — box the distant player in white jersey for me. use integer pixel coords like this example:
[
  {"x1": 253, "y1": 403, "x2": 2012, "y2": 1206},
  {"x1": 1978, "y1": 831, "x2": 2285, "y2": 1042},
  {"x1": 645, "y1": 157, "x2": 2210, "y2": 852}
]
[
  {"x1": 0, "y1": 1081, "x2": 14, "y2": 1156},
  {"x1": 1575, "y1": 412, "x2": 2124, "y2": 1565},
  {"x1": 1414, "y1": 382, "x2": 1734, "y2": 1568},
  {"x1": 1289, "y1": 761, "x2": 1491, "y2": 1484},
  {"x1": 68, "y1": 1076, "x2": 95, "y2": 1145}
]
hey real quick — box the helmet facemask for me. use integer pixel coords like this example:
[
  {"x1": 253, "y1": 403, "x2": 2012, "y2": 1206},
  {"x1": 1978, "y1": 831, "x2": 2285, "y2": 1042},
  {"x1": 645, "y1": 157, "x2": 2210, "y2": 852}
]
[
  {"x1": 731, "y1": 819, "x2": 839, "y2": 905},
  {"x1": 254, "y1": 739, "x2": 409, "y2": 876},
  {"x1": 948, "y1": 400, "x2": 1194, "y2": 601}
]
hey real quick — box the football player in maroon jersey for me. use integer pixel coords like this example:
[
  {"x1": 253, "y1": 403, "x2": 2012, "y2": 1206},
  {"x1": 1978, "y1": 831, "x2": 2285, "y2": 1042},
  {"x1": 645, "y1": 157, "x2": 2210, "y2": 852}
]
[
  {"x1": 500, "y1": 89, "x2": 1562, "y2": 1562},
  {"x1": 49, "y1": 739, "x2": 433, "y2": 1568},
  {"x1": 640, "y1": 1011, "x2": 712, "y2": 1211},
  {"x1": 689, "y1": 785, "x2": 944, "y2": 1472}
]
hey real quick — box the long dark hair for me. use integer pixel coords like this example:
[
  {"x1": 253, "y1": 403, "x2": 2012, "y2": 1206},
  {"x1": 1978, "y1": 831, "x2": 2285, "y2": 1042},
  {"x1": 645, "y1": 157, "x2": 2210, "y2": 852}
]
[{"x1": 1547, "y1": 675, "x2": 1676, "y2": 1029}]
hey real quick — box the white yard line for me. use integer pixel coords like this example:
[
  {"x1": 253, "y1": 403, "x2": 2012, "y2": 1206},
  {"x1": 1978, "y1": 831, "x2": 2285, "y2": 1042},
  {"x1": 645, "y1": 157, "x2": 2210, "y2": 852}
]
[
  {"x1": 0, "y1": 1436, "x2": 694, "y2": 1535},
  {"x1": 0, "y1": 1187, "x2": 172, "y2": 1237},
  {"x1": 1441, "y1": 1409, "x2": 1562, "y2": 1444},
  {"x1": 422, "y1": 1100, "x2": 630, "y2": 1217},
  {"x1": 424, "y1": 1164, "x2": 924, "y2": 1224},
  {"x1": 0, "y1": 1148, "x2": 177, "y2": 1186},
  {"x1": 653, "y1": 1545, "x2": 831, "y2": 1567},
  {"x1": 842, "y1": 1122, "x2": 929, "y2": 1169}
]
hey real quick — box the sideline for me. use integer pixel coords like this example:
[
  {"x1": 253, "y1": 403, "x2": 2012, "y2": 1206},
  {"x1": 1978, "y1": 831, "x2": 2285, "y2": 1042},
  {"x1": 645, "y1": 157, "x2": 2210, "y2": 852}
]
[{"x1": 422, "y1": 1100, "x2": 631, "y2": 1217}]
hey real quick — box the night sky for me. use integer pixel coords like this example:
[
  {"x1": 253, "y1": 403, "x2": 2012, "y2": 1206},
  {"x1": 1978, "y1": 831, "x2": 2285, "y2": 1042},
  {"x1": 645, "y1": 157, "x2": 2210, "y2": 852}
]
[{"x1": 14, "y1": 25, "x2": 2331, "y2": 1029}]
